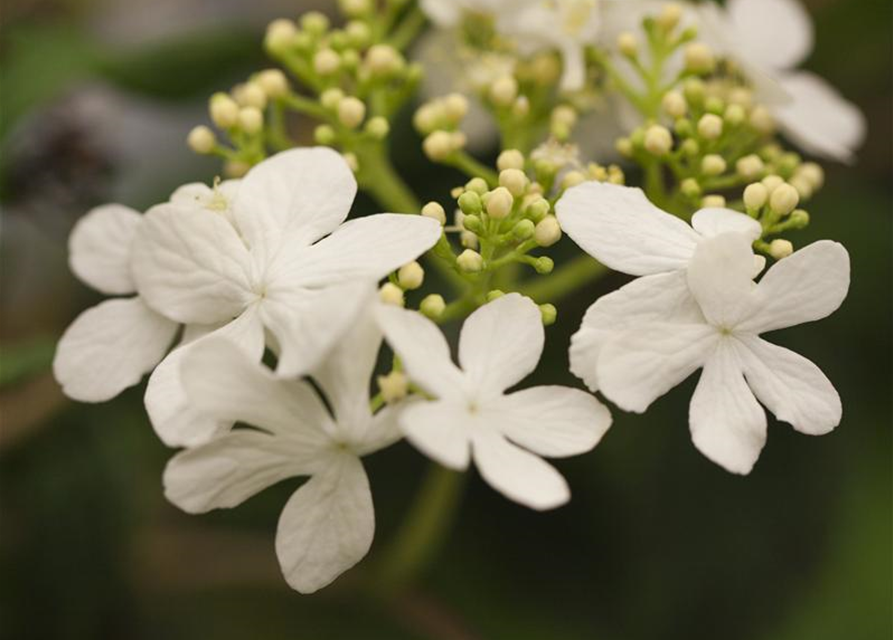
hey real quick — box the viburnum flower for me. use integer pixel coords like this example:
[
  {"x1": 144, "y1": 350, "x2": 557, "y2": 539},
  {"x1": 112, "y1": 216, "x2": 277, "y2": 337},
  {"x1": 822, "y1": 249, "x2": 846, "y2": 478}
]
[
  {"x1": 700, "y1": 0, "x2": 866, "y2": 162},
  {"x1": 376, "y1": 293, "x2": 612, "y2": 510},
  {"x1": 164, "y1": 304, "x2": 401, "y2": 593},
  {"x1": 133, "y1": 147, "x2": 441, "y2": 447},
  {"x1": 556, "y1": 181, "x2": 765, "y2": 392},
  {"x1": 596, "y1": 232, "x2": 850, "y2": 474}
]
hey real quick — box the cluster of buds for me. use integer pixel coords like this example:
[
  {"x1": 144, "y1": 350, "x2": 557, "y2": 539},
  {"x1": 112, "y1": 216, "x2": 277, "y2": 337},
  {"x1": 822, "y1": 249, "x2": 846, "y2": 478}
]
[
  {"x1": 529, "y1": 140, "x2": 625, "y2": 195},
  {"x1": 742, "y1": 174, "x2": 819, "y2": 259},
  {"x1": 414, "y1": 94, "x2": 470, "y2": 161}
]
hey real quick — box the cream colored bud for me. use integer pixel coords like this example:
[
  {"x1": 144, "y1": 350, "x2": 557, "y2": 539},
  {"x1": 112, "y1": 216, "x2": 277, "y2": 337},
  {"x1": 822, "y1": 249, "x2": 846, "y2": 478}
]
[
  {"x1": 209, "y1": 93, "x2": 239, "y2": 128},
  {"x1": 615, "y1": 137, "x2": 634, "y2": 157},
  {"x1": 366, "y1": 44, "x2": 402, "y2": 75},
  {"x1": 769, "y1": 239, "x2": 794, "y2": 260},
  {"x1": 340, "y1": 0, "x2": 372, "y2": 17},
  {"x1": 256, "y1": 69, "x2": 289, "y2": 98},
  {"x1": 684, "y1": 43, "x2": 715, "y2": 74},
  {"x1": 743, "y1": 183, "x2": 769, "y2": 210},
  {"x1": 342, "y1": 152, "x2": 359, "y2": 172},
  {"x1": 681, "y1": 178, "x2": 701, "y2": 198},
  {"x1": 238, "y1": 107, "x2": 264, "y2": 134},
  {"x1": 497, "y1": 149, "x2": 525, "y2": 172},
  {"x1": 365, "y1": 116, "x2": 390, "y2": 140},
  {"x1": 499, "y1": 169, "x2": 529, "y2": 197},
  {"x1": 552, "y1": 105, "x2": 577, "y2": 129},
  {"x1": 224, "y1": 160, "x2": 250, "y2": 178},
  {"x1": 701, "y1": 195, "x2": 726, "y2": 208},
  {"x1": 397, "y1": 261, "x2": 425, "y2": 290},
  {"x1": 187, "y1": 126, "x2": 216, "y2": 154},
  {"x1": 797, "y1": 162, "x2": 825, "y2": 190},
  {"x1": 750, "y1": 106, "x2": 775, "y2": 134},
  {"x1": 762, "y1": 174, "x2": 784, "y2": 193},
  {"x1": 617, "y1": 32, "x2": 638, "y2": 57},
  {"x1": 443, "y1": 93, "x2": 469, "y2": 121},
  {"x1": 697, "y1": 113, "x2": 723, "y2": 140},
  {"x1": 460, "y1": 231, "x2": 479, "y2": 249},
  {"x1": 338, "y1": 97, "x2": 366, "y2": 128},
  {"x1": 513, "y1": 96, "x2": 530, "y2": 118},
  {"x1": 644, "y1": 125, "x2": 673, "y2": 156},
  {"x1": 345, "y1": 20, "x2": 371, "y2": 47},
  {"x1": 724, "y1": 104, "x2": 746, "y2": 126},
  {"x1": 658, "y1": 3, "x2": 683, "y2": 30},
  {"x1": 420, "y1": 294, "x2": 446, "y2": 319},
  {"x1": 379, "y1": 282, "x2": 405, "y2": 306},
  {"x1": 701, "y1": 154, "x2": 727, "y2": 176},
  {"x1": 421, "y1": 201, "x2": 447, "y2": 225},
  {"x1": 789, "y1": 176, "x2": 813, "y2": 199},
  {"x1": 562, "y1": 171, "x2": 586, "y2": 189},
  {"x1": 265, "y1": 19, "x2": 297, "y2": 52},
  {"x1": 413, "y1": 103, "x2": 441, "y2": 133},
  {"x1": 490, "y1": 76, "x2": 519, "y2": 106},
  {"x1": 313, "y1": 49, "x2": 341, "y2": 76},
  {"x1": 423, "y1": 131, "x2": 454, "y2": 161},
  {"x1": 736, "y1": 154, "x2": 764, "y2": 179},
  {"x1": 534, "y1": 216, "x2": 562, "y2": 247},
  {"x1": 662, "y1": 91, "x2": 687, "y2": 118},
  {"x1": 320, "y1": 88, "x2": 345, "y2": 110},
  {"x1": 301, "y1": 11, "x2": 330, "y2": 34},
  {"x1": 449, "y1": 131, "x2": 467, "y2": 151},
  {"x1": 486, "y1": 186, "x2": 514, "y2": 219},
  {"x1": 769, "y1": 183, "x2": 800, "y2": 215},
  {"x1": 457, "y1": 249, "x2": 483, "y2": 273},
  {"x1": 377, "y1": 371, "x2": 408, "y2": 404},
  {"x1": 239, "y1": 82, "x2": 267, "y2": 109}
]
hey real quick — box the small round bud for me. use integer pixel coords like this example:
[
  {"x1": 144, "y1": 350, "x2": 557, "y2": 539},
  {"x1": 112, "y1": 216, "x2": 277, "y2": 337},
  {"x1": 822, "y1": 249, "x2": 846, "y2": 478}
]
[
  {"x1": 789, "y1": 176, "x2": 814, "y2": 199},
  {"x1": 265, "y1": 19, "x2": 297, "y2": 53},
  {"x1": 301, "y1": 11, "x2": 330, "y2": 35},
  {"x1": 788, "y1": 209, "x2": 810, "y2": 228},
  {"x1": 377, "y1": 371, "x2": 407, "y2": 405},
  {"x1": 743, "y1": 183, "x2": 769, "y2": 210},
  {"x1": 398, "y1": 261, "x2": 425, "y2": 290},
  {"x1": 460, "y1": 231, "x2": 479, "y2": 249},
  {"x1": 683, "y1": 78, "x2": 706, "y2": 104},
  {"x1": 658, "y1": 3, "x2": 683, "y2": 30},
  {"x1": 562, "y1": 171, "x2": 586, "y2": 189},
  {"x1": 724, "y1": 104, "x2": 746, "y2": 126},
  {"x1": 423, "y1": 131, "x2": 454, "y2": 161},
  {"x1": 465, "y1": 177, "x2": 489, "y2": 195},
  {"x1": 224, "y1": 160, "x2": 250, "y2": 178},
  {"x1": 697, "y1": 113, "x2": 723, "y2": 140},
  {"x1": 337, "y1": 97, "x2": 366, "y2": 128},
  {"x1": 797, "y1": 162, "x2": 825, "y2": 190},
  {"x1": 684, "y1": 43, "x2": 715, "y2": 74},
  {"x1": 701, "y1": 195, "x2": 726, "y2": 208},
  {"x1": 342, "y1": 152, "x2": 359, "y2": 173},
  {"x1": 379, "y1": 282, "x2": 405, "y2": 306},
  {"x1": 617, "y1": 32, "x2": 638, "y2": 57},
  {"x1": 497, "y1": 149, "x2": 525, "y2": 172},
  {"x1": 552, "y1": 105, "x2": 577, "y2": 129},
  {"x1": 499, "y1": 169, "x2": 529, "y2": 197},
  {"x1": 457, "y1": 249, "x2": 484, "y2": 273},
  {"x1": 534, "y1": 256, "x2": 554, "y2": 274},
  {"x1": 341, "y1": 49, "x2": 360, "y2": 70},
  {"x1": 540, "y1": 304, "x2": 557, "y2": 326},
  {"x1": 681, "y1": 178, "x2": 701, "y2": 198},
  {"x1": 256, "y1": 69, "x2": 289, "y2": 98},
  {"x1": 340, "y1": 0, "x2": 372, "y2": 18},
  {"x1": 443, "y1": 93, "x2": 469, "y2": 121},
  {"x1": 187, "y1": 126, "x2": 216, "y2": 154},
  {"x1": 674, "y1": 118, "x2": 693, "y2": 138},
  {"x1": 209, "y1": 93, "x2": 240, "y2": 128},
  {"x1": 486, "y1": 290, "x2": 506, "y2": 302},
  {"x1": 320, "y1": 88, "x2": 345, "y2": 110},
  {"x1": 458, "y1": 191, "x2": 483, "y2": 216},
  {"x1": 366, "y1": 44, "x2": 403, "y2": 76},
  {"x1": 313, "y1": 49, "x2": 341, "y2": 76},
  {"x1": 644, "y1": 125, "x2": 673, "y2": 156},
  {"x1": 462, "y1": 214, "x2": 482, "y2": 234},
  {"x1": 238, "y1": 82, "x2": 267, "y2": 109},
  {"x1": 526, "y1": 198, "x2": 550, "y2": 222},
  {"x1": 345, "y1": 20, "x2": 371, "y2": 47},
  {"x1": 769, "y1": 239, "x2": 794, "y2": 260},
  {"x1": 486, "y1": 187, "x2": 514, "y2": 219},
  {"x1": 365, "y1": 116, "x2": 390, "y2": 140},
  {"x1": 662, "y1": 91, "x2": 687, "y2": 118},
  {"x1": 769, "y1": 183, "x2": 800, "y2": 215},
  {"x1": 421, "y1": 202, "x2": 447, "y2": 225},
  {"x1": 534, "y1": 216, "x2": 562, "y2": 247},
  {"x1": 490, "y1": 76, "x2": 519, "y2": 107},
  {"x1": 615, "y1": 137, "x2": 634, "y2": 157},
  {"x1": 238, "y1": 107, "x2": 264, "y2": 134},
  {"x1": 513, "y1": 219, "x2": 535, "y2": 239},
  {"x1": 736, "y1": 154, "x2": 765, "y2": 180},
  {"x1": 701, "y1": 154, "x2": 727, "y2": 176},
  {"x1": 314, "y1": 124, "x2": 337, "y2": 145},
  {"x1": 420, "y1": 294, "x2": 446, "y2": 319},
  {"x1": 750, "y1": 106, "x2": 775, "y2": 134},
  {"x1": 512, "y1": 96, "x2": 530, "y2": 118},
  {"x1": 681, "y1": 139, "x2": 700, "y2": 156},
  {"x1": 762, "y1": 174, "x2": 784, "y2": 193}
]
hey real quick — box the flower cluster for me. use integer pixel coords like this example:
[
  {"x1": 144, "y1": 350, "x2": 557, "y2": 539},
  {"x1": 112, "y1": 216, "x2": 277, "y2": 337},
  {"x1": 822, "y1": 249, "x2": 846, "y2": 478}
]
[{"x1": 55, "y1": 0, "x2": 857, "y2": 595}]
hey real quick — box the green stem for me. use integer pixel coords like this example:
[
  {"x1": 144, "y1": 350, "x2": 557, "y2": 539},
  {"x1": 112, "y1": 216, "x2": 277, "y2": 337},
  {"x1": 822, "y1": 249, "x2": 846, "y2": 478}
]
[
  {"x1": 388, "y1": 6, "x2": 428, "y2": 51},
  {"x1": 356, "y1": 145, "x2": 421, "y2": 213},
  {"x1": 449, "y1": 151, "x2": 499, "y2": 186},
  {"x1": 517, "y1": 254, "x2": 608, "y2": 303},
  {"x1": 376, "y1": 464, "x2": 465, "y2": 594}
]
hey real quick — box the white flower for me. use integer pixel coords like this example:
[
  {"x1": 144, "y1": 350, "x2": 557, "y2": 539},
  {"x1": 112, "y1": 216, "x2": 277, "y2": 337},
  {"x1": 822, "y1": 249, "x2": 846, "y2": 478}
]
[
  {"x1": 699, "y1": 0, "x2": 866, "y2": 162},
  {"x1": 556, "y1": 181, "x2": 765, "y2": 392},
  {"x1": 133, "y1": 147, "x2": 441, "y2": 447},
  {"x1": 596, "y1": 232, "x2": 849, "y2": 474},
  {"x1": 165, "y1": 304, "x2": 400, "y2": 593},
  {"x1": 376, "y1": 293, "x2": 612, "y2": 510}
]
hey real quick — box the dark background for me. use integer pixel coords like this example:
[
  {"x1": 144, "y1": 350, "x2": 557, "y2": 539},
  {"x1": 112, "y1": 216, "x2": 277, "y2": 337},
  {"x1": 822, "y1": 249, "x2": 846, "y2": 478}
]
[{"x1": 1, "y1": 1, "x2": 890, "y2": 638}]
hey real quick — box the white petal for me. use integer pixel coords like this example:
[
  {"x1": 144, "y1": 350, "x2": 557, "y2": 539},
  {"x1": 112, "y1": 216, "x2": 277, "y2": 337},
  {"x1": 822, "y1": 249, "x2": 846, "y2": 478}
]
[
  {"x1": 398, "y1": 400, "x2": 472, "y2": 470},
  {"x1": 132, "y1": 203, "x2": 255, "y2": 325},
  {"x1": 686, "y1": 232, "x2": 758, "y2": 328},
  {"x1": 458, "y1": 293, "x2": 543, "y2": 396},
  {"x1": 355, "y1": 404, "x2": 404, "y2": 456},
  {"x1": 691, "y1": 208, "x2": 763, "y2": 242},
  {"x1": 727, "y1": 0, "x2": 813, "y2": 70},
  {"x1": 736, "y1": 336, "x2": 841, "y2": 435},
  {"x1": 738, "y1": 240, "x2": 850, "y2": 334},
  {"x1": 169, "y1": 181, "x2": 241, "y2": 225},
  {"x1": 276, "y1": 453, "x2": 374, "y2": 594},
  {"x1": 689, "y1": 340, "x2": 767, "y2": 475},
  {"x1": 53, "y1": 297, "x2": 178, "y2": 402},
  {"x1": 233, "y1": 148, "x2": 357, "y2": 264},
  {"x1": 420, "y1": 0, "x2": 461, "y2": 26},
  {"x1": 556, "y1": 182, "x2": 700, "y2": 276},
  {"x1": 471, "y1": 428, "x2": 569, "y2": 511},
  {"x1": 375, "y1": 306, "x2": 466, "y2": 401},
  {"x1": 147, "y1": 308, "x2": 266, "y2": 448},
  {"x1": 493, "y1": 386, "x2": 612, "y2": 457},
  {"x1": 163, "y1": 430, "x2": 320, "y2": 514},
  {"x1": 262, "y1": 280, "x2": 372, "y2": 378},
  {"x1": 774, "y1": 71, "x2": 867, "y2": 163},
  {"x1": 597, "y1": 322, "x2": 718, "y2": 413},
  {"x1": 558, "y1": 42, "x2": 586, "y2": 92},
  {"x1": 69, "y1": 204, "x2": 142, "y2": 295},
  {"x1": 284, "y1": 214, "x2": 442, "y2": 288},
  {"x1": 570, "y1": 270, "x2": 702, "y2": 392}
]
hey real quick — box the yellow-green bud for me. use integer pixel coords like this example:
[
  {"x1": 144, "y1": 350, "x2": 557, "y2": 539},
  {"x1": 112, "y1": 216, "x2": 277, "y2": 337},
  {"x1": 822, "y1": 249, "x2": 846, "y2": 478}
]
[
  {"x1": 618, "y1": 32, "x2": 638, "y2": 57},
  {"x1": 662, "y1": 91, "x2": 687, "y2": 118},
  {"x1": 461, "y1": 214, "x2": 482, "y2": 233},
  {"x1": 238, "y1": 107, "x2": 264, "y2": 134},
  {"x1": 377, "y1": 370, "x2": 407, "y2": 404},
  {"x1": 769, "y1": 183, "x2": 800, "y2": 215},
  {"x1": 743, "y1": 183, "x2": 769, "y2": 210},
  {"x1": 697, "y1": 113, "x2": 723, "y2": 140},
  {"x1": 486, "y1": 290, "x2": 506, "y2": 302},
  {"x1": 458, "y1": 191, "x2": 483, "y2": 215},
  {"x1": 769, "y1": 239, "x2": 794, "y2": 260},
  {"x1": 644, "y1": 125, "x2": 673, "y2": 156},
  {"x1": 256, "y1": 69, "x2": 289, "y2": 98},
  {"x1": 365, "y1": 116, "x2": 390, "y2": 140},
  {"x1": 379, "y1": 282, "x2": 405, "y2": 306},
  {"x1": 497, "y1": 149, "x2": 525, "y2": 172},
  {"x1": 499, "y1": 169, "x2": 529, "y2": 197},
  {"x1": 701, "y1": 195, "x2": 726, "y2": 208},
  {"x1": 313, "y1": 49, "x2": 341, "y2": 76},
  {"x1": 534, "y1": 256, "x2": 554, "y2": 274},
  {"x1": 540, "y1": 304, "x2": 557, "y2": 326},
  {"x1": 314, "y1": 124, "x2": 336, "y2": 145},
  {"x1": 681, "y1": 178, "x2": 701, "y2": 198},
  {"x1": 486, "y1": 187, "x2": 514, "y2": 219},
  {"x1": 420, "y1": 294, "x2": 446, "y2": 319},
  {"x1": 421, "y1": 201, "x2": 447, "y2": 225},
  {"x1": 736, "y1": 154, "x2": 765, "y2": 179},
  {"x1": 490, "y1": 76, "x2": 519, "y2": 106},
  {"x1": 187, "y1": 126, "x2": 216, "y2": 154},
  {"x1": 397, "y1": 261, "x2": 425, "y2": 290},
  {"x1": 513, "y1": 219, "x2": 535, "y2": 239},
  {"x1": 366, "y1": 44, "x2": 403, "y2": 76},
  {"x1": 526, "y1": 198, "x2": 550, "y2": 222},
  {"x1": 338, "y1": 96, "x2": 366, "y2": 128},
  {"x1": 684, "y1": 43, "x2": 715, "y2": 74},
  {"x1": 701, "y1": 154, "x2": 727, "y2": 176},
  {"x1": 320, "y1": 88, "x2": 344, "y2": 110},
  {"x1": 457, "y1": 249, "x2": 483, "y2": 273},
  {"x1": 301, "y1": 11, "x2": 330, "y2": 35},
  {"x1": 209, "y1": 93, "x2": 239, "y2": 128},
  {"x1": 443, "y1": 93, "x2": 469, "y2": 122},
  {"x1": 724, "y1": 104, "x2": 746, "y2": 126},
  {"x1": 534, "y1": 216, "x2": 562, "y2": 247},
  {"x1": 265, "y1": 19, "x2": 297, "y2": 53}
]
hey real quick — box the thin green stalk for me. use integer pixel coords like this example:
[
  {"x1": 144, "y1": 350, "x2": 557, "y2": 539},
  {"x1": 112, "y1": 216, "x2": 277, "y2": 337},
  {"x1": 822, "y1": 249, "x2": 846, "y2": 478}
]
[
  {"x1": 449, "y1": 151, "x2": 499, "y2": 186},
  {"x1": 517, "y1": 254, "x2": 608, "y2": 303},
  {"x1": 388, "y1": 6, "x2": 428, "y2": 51}
]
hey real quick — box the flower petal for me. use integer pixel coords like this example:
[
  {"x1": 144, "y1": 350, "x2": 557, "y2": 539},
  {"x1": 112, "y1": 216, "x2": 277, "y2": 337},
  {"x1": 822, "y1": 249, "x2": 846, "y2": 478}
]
[
  {"x1": 736, "y1": 336, "x2": 841, "y2": 435},
  {"x1": 494, "y1": 386, "x2": 612, "y2": 457},
  {"x1": 53, "y1": 297, "x2": 178, "y2": 402},
  {"x1": 471, "y1": 428, "x2": 569, "y2": 511},
  {"x1": 398, "y1": 400, "x2": 471, "y2": 470},
  {"x1": 163, "y1": 430, "x2": 320, "y2": 514},
  {"x1": 233, "y1": 147, "x2": 357, "y2": 263},
  {"x1": 691, "y1": 208, "x2": 763, "y2": 241},
  {"x1": 556, "y1": 182, "x2": 700, "y2": 276},
  {"x1": 774, "y1": 71, "x2": 867, "y2": 163},
  {"x1": 570, "y1": 270, "x2": 702, "y2": 392},
  {"x1": 458, "y1": 293, "x2": 544, "y2": 396},
  {"x1": 689, "y1": 341, "x2": 767, "y2": 475},
  {"x1": 376, "y1": 306, "x2": 466, "y2": 401},
  {"x1": 687, "y1": 232, "x2": 757, "y2": 328},
  {"x1": 147, "y1": 308, "x2": 266, "y2": 448},
  {"x1": 355, "y1": 404, "x2": 404, "y2": 457},
  {"x1": 597, "y1": 322, "x2": 718, "y2": 413},
  {"x1": 132, "y1": 203, "x2": 255, "y2": 325},
  {"x1": 738, "y1": 240, "x2": 850, "y2": 334},
  {"x1": 69, "y1": 204, "x2": 143, "y2": 295},
  {"x1": 276, "y1": 453, "x2": 374, "y2": 594},
  {"x1": 727, "y1": 0, "x2": 813, "y2": 71}
]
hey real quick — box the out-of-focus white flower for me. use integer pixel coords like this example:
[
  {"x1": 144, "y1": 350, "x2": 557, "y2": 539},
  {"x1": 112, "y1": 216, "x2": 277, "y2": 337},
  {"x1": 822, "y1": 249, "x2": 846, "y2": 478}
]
[
  {"x1": 556, "y1": 181, "x2": 765, "y2": 392},
  {"x1": 132, "y1": 148, "x2": 441, "y2": 447},
  {"x1": 596, "y1": 233, "x2": 849, "y2": 474},
  {"x1": 377, "y1": 293, "x2": 612, "y2": 510},
  {"x1": 165, "y1": 306, "x2": 401, "y2": 593},
  {"x1": 699, "y1": 0, "x2": 866, "y2": 162}
]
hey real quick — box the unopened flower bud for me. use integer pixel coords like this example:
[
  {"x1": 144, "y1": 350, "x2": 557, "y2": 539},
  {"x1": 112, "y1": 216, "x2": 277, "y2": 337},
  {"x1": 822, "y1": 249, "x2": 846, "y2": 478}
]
[
  {"x1": 187, "y1": 126, "x2": 216, "y2": 154},
  {"x1": 377, "y1": 370, "x2": 407, "y2": 404},
  {"x1": 239, "y1": 82, "x2": 267, "y2": 109},
  {"x1": 681, "y1": 178, "x2": 701, "y2": 198},
  {"x1": 490, "y1": 76, "x2": 518, "y2": 106},
  {"x1": 662, "y1": 91, "x2": 687, "y2": 118},
  {"x1": 423, "y1": 131, "x2": 454, "y2": 161},
  {"x1": 513, "y1": 219, "x2": 535, "y2": 239},
  {"x1": 209, "y1": 93, "x2": 239, "y2": 128},
  {"x1": 421, "y1": 201, "x2": 447, "y2": 225},
  {"x1": 499, "y1": 169, "x2": 528, "y2": 197},
  {"x1": 526, "y1": 198, "x2": 550, "y2": 222},
  {"x1": 658, "y1": 3, "x2": 683, "y2": 30},
  {"x1": 301, "y1": 11, "x2": 330, "y2": 35},
  {"x1": 398, "y1": 261, "x2": 425, "y2": 290},
  {"x1": 342, "y1": 152, "x2": 359, "y2": 172},
  {"x1": 497, "y1": 149, "x2": 525, "y2": 171},
  {"x1": 224, "y1": 160, "x2": 250, "y2": 178},
  {"x1": 457, "y1": 249, "x2": 483, "y2": 273},
  {"x1": 788, "y1": 209, "x2": 810, "y2": 228},
  {"x1": 238, "y1": 107, "x2": 264, "y2": 134},
  {"x1": 684, "y1": 43, "x2": 715, "y2": 74},
  {"x1": 701, "y1": 195, "x2": 726, "y2": 208},
  {"x1": 461, "y1": 214, "x2": 482, "y2": 233},
  {"x1": 443, "y1": 93, "x2": 469, "y2": 121},
  {"x1": 420, "y1": 294, "x2": 446, "y2": 319},
  {"x1": 552, "y1": 105, "x2": 577, "y2": 129},
  {"x1": 313, "y1": 49, "x2": 341, "y2": 76},
  {"x1": 458, "y1": 191, "x2": 483, "y2": 216},
  {"x1": 365, "y1": 116, "x2": 390, "y2": 140},
  {"x1": 540, "y1": 304, "x2": 557, "y2": 326},
  {"x1": 769, "y1": 239, "x2": 794, "y2": 260},
  {"x1": 644, "y1": 125, "x2": 673, "y2": 156},
  {"x1": 265, "y1": 19, "x2": 297, "y2": 53},
  {"x1": 314, "y1": 124, "x2": 337, "y2": 145},
  {"x1": 789, "y1": 176, "x2": 813, "y2": 199},
  {"x1": 338, "y1": 96, "x2": 366, "y2": 128},
  {"x1": 534, "y1": 216, "x2": 562, "y2": 247},
  {"x1": 615, "y1": 137, "x2": 634, "y2": 157},
  {"x1": 534, "y1": 256, "x2": 554, "y2": 274},
  {"x1": 617, "y1": 32, "x2": 638, "y2": 57},
  {"x1": 762, "y1": 174, "x2": 784, "y2": 193},
  {"x1": 256, "y1": 69, "x2": 289, "y2": 98},
  {"x1": 379, "y1": 282, "x2": 405, "y2": 306},
  {"x1": 697, "y1": 113, "x2": 723, "y2": 140},
  {"x1": 345, "y1": 20, "x2": 371, "y2": 47},
  {"x1": 724, "y1": 104, "x2": 746, "y2": 126},
  {"x1": 701, "y1": 154, "x2": 726, "y2": 176},
  {"x1": 750, "y1": 106, "x2": 775, "y2": 134},
  {"x1": 562, "y1": 171, "x2": 586, "y2": 189},
  {"x1": 486, "y1": 187, "x2": 514, "y2": 219},
  {"x1": 460, "y1": 231, "x2": 479, "y2": 249},
  {"x1": 366, "y1": 44, "x2": 403, "y2": 76},
  {"x1": 320, "y1": 88, "x2": 344, "y2": 110},
  {"x1": 736, "y1": 154, "x2": 764, "y2": 179},
  {"x1": 743, "y1": 183, "x2": 769, "y2": 210},
  {"x1": 486, "y1": 290, "x2": 506, "y2": 302},
  {"x1": 683, "y1": 78, "x2": 706, "y2": 104},
  {"x1": 340, "y1": 0, "x2": 372, "y2": 18},
  {"x1": 797, "y1": 162, "x2": 825, "y2": 190},
  {"x1": 769, "y1": 183, "x2": 799, "y2": 215}
]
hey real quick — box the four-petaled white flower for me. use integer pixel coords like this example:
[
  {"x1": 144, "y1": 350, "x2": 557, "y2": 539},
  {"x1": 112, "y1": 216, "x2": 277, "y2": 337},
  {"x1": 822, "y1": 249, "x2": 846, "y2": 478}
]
[
  {"x1": 133, "y1": 147, "x2": 441, "y2": 447},
  {"x1": 165, "y1": 302, "x2": 401, "y2": 594},
  {"x1": 596, "y1": 232, "x2": 849, "y2": 474},
  {"x1": 557, "y1": 181, "x2": 766, "y2": 393},
  {"x1": 700, "y1": 0, "x2": 866, "y2": 162},
  {"x1": 377, "y1": 293, "x2": 612, "y2": 510}
]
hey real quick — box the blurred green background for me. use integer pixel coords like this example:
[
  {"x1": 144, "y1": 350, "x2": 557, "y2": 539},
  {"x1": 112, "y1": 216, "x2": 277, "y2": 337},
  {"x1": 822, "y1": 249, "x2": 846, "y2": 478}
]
[{"x1": 1, "y1": 1, "x2": 890, "y2": 639}]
